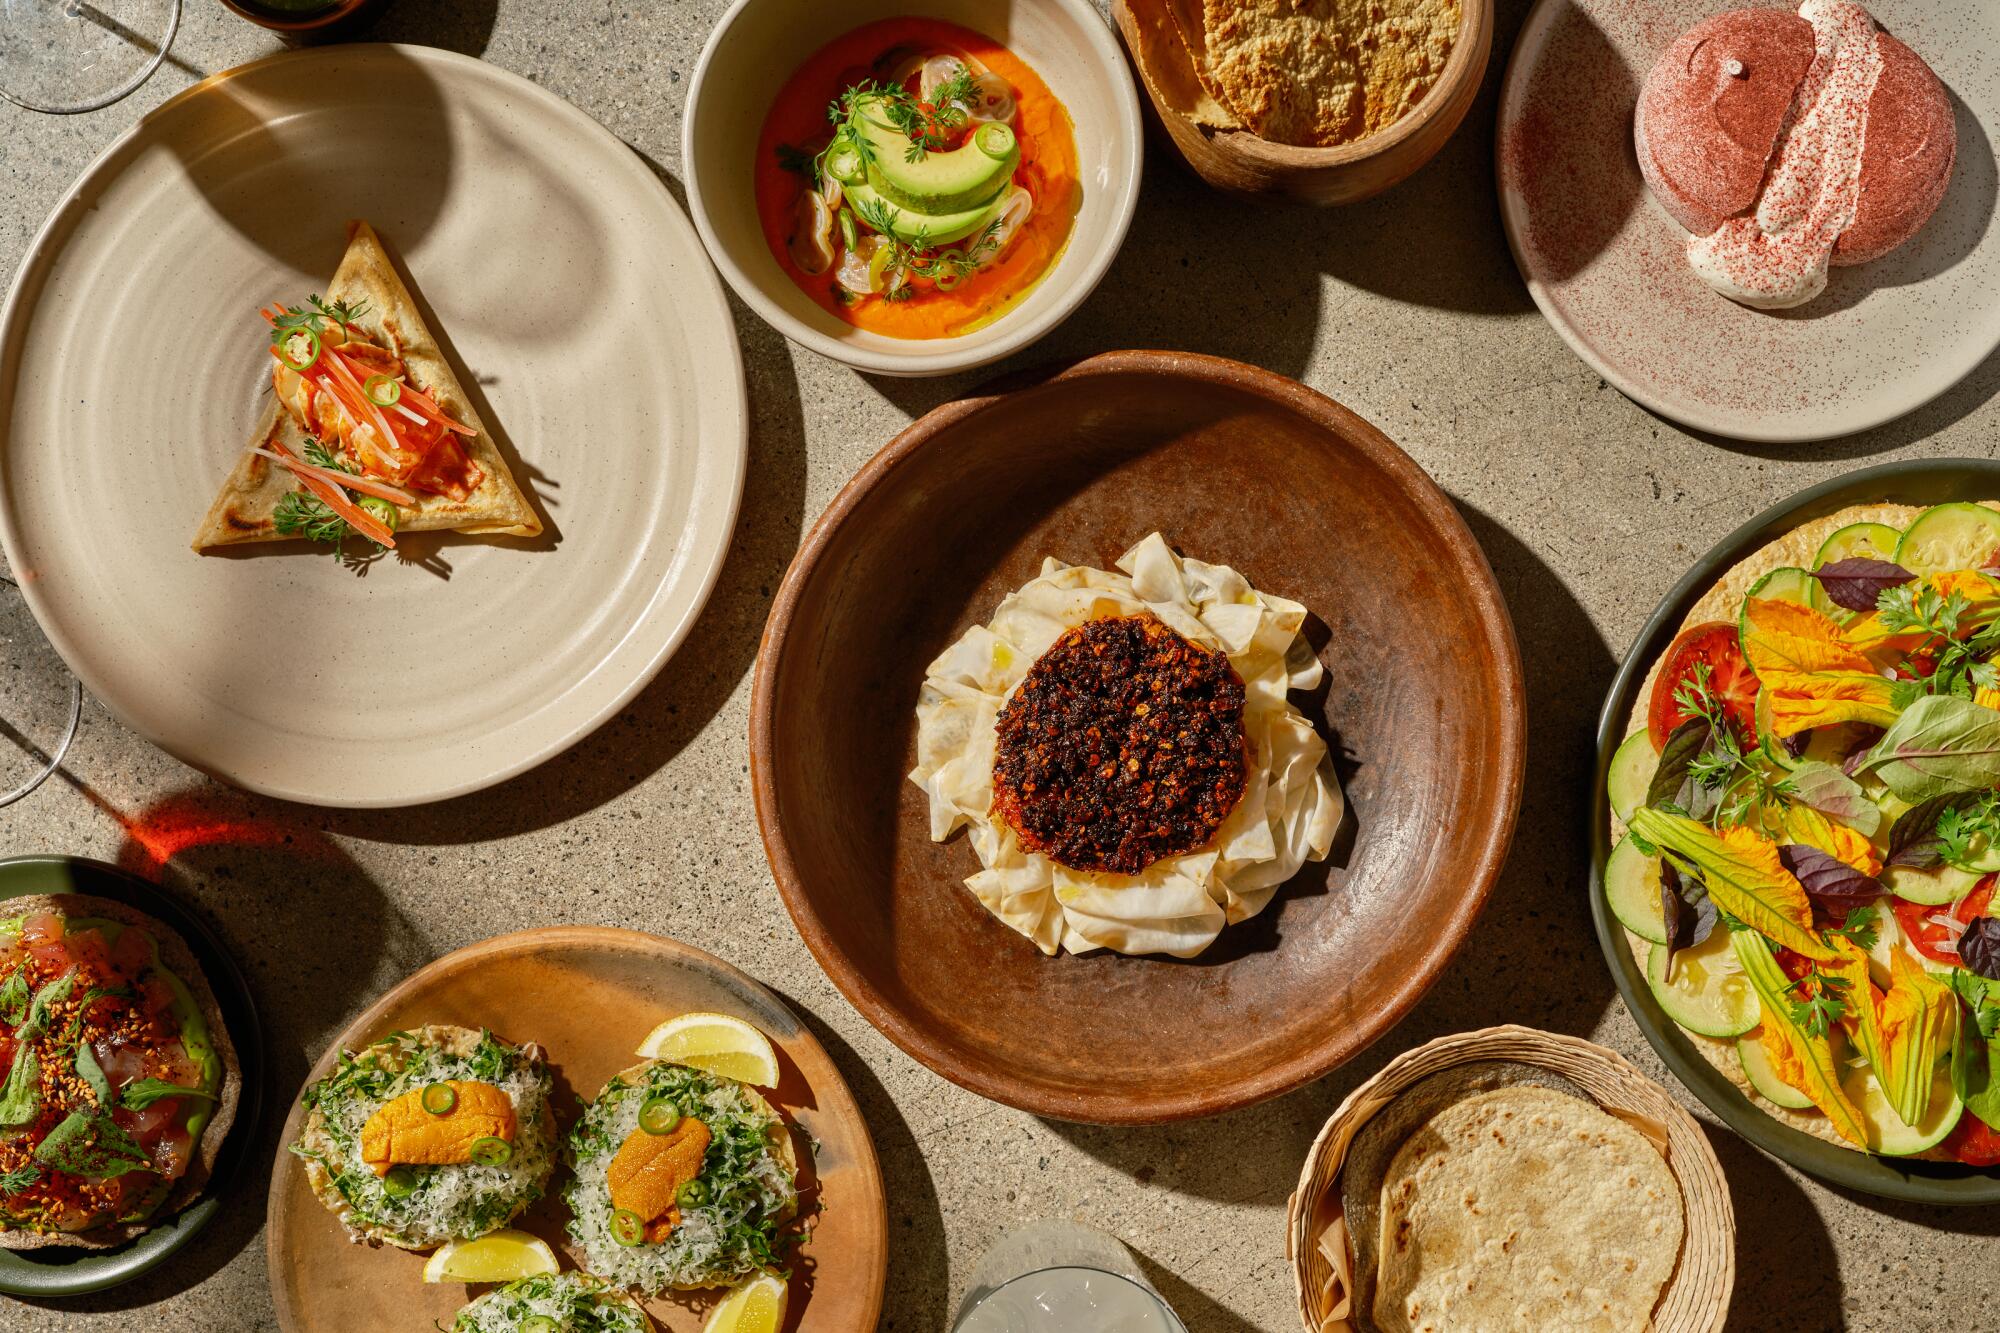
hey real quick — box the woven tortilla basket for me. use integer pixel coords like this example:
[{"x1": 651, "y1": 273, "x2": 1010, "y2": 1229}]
[{"x1": 1286, "y1": 1024, "x2": 1735, "y2": 1333}]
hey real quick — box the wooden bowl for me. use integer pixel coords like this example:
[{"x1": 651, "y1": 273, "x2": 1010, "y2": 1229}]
[
  {"x1": 266, "y1": 927, "x2": 887, "y2": 1331},
  {"x1": 1112, "y1": 0, "x2": 1493, "y2": 205},
  {"x1": 751, "y1": 350, "x2": 1525, "y2": 1124},
  {"x1": 1287, "y1": 1025, "x2": 1735, "y2": 1333}
]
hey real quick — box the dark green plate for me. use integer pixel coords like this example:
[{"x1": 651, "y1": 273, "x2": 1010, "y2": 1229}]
[
  {"x1": 1592, "y1": 458, "x2": 2000, "y2": 1205},
  {"x1": 0, "y1": 855, "x2": 263, "y2": 1293}
]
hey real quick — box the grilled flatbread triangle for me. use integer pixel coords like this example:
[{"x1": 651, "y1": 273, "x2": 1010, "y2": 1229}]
[{"x1": 192, "y1": 220, "x2": 541, "y2": 551}]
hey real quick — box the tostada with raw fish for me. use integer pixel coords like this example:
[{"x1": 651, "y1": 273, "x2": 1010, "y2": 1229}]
[
  {"x1": 0, "y1": 894, "x2": 239, "y2": 1248},
  {"x1": 1607, "y1": 501, "x2": 2000, "y2": 1166},
  {"x1": 193, "y1": 220, "x2": 540, "y2": 554},
  {"x1": 290, "y1": 1024, "x2": 556, "y2": 1249},
  {"x1": 564, "y1": 1030, "x2": 800, "y2": 1294},
  {"x1": 757, "y1": 17, "x2": 1080, "y2": 340}
]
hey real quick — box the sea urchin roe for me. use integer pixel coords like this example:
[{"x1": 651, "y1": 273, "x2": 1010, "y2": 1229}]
[{"x1": 992, "y1": 614, "x2": 1247, "y2": 875}]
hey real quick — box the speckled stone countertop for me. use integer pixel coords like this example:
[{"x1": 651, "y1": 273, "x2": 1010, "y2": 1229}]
[{"x1": 3, "y1": 2, "x2": 1997, "y2": 1330}]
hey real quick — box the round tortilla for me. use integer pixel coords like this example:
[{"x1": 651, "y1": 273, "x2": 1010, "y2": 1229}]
[
  {"x1": 1372, "y1": 1087, "x2": 1683, "y2": 1333},
  {"x1": 1613, "y1": 501, "x2": 1995, "y2": 1157},
  {"x1": 0, "y1": 892, "x2": 242, "y2": 1251}
]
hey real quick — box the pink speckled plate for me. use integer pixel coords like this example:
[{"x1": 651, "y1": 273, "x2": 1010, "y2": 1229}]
[
  {"x1": 0, "y1": 46, "x2": 746, "y2": 807},
  {"x1": 1497, "y1": 0, "x2": 2000, "y2": 443}
]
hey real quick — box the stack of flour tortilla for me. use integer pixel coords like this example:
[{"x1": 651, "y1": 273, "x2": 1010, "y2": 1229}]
[{"x1": 1328, "y1": 1064, "x2": 1685, "y2": 1333}]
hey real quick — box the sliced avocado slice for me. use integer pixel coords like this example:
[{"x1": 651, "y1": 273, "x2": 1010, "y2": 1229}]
[
  {"x1": 850, "y1": 95, "x2": 1019, "y2": 215},
  {"x1": 847, "y1": 180, "x2": 1010, "y2": 248}
]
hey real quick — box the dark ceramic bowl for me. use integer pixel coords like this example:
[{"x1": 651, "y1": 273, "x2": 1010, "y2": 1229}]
[
  {"x1": 0, "y1": 856, "x2": 263, "y2": 1294},
  {"x1": 1592, "y1": 457, "x2": 2000, "y2": 1204},
  {"x1": 752, "y1": 351, "x2": 1526, "y2": 1123}
]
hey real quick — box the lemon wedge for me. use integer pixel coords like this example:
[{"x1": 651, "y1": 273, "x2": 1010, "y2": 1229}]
[
  {"x1": 703, "y1": 1271, "x2": 788, "y2": 1333},
  {"x1": 420, "y1": 1229, "x2": 558, "y2": 1284},
  {"x1": 636, "y1": 1012, "x2": 780, "y2": 1087}
]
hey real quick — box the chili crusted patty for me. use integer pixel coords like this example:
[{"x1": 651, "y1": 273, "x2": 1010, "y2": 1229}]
[{"x1": 992, "y1": 614, "x2": 1248, "y2": 875}]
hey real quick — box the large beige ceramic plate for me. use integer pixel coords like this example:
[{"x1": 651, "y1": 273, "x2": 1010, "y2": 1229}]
[
  {"x1": 1497, "y1": 0, "x2": 2000, "y2": 443},
  {"x1": 0, "y1": 46, "x2": 746, "y2": 806},
  {"x1": 267, "y1": 927, "x2": 886, "y2": 1331}
]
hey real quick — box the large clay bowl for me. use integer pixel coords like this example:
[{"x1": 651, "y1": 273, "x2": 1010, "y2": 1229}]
[{"x1": 752, "y1": 351, "x2": 1525, "y2": 1123}]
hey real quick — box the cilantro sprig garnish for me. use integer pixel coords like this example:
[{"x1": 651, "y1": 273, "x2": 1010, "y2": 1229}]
[
  {"x1": 1822, "y1": 903, "x2": 1881, "y2": 953},
  {"x1": 269, "y1": 294, "x2": 370, "y2": 348},
  {"x1": 1784, "y1": 970, "x2": 1851, "y2": 1039},
  {"x1": 1671, "y1": 662, "x2": 1794, "y2": 829},
  {"x1": 273, "y1": 437, "x2": 390, "y2": 560},
  {"x1": 1876, "y1": 582, "x2": 2000, "y2": 707}
]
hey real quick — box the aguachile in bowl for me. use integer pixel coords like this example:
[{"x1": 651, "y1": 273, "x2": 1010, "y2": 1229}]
[{"x1": 755, "y1": 17, "x2": 1080, "y2": 340}]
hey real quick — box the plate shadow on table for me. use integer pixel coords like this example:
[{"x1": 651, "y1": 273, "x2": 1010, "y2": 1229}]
[
  {"x1": 318, "y1": 279, "x2": 807, "y2": 844},
  {"x1": 110, "y1": 45, "x2": 456, "y2": 270},
  {"x1": 353, "y1": 0, "x2": 501, "y2": 58},
  {"x1": 769, "y1": 988, "x2": 948, "y2": 1333},
  {"x1": 7, "y1": 782, "x2": 421, "y2": 1312},
  {"x1": 1698, "y1": 1123, "x2": 1845, "y2": 1332}
]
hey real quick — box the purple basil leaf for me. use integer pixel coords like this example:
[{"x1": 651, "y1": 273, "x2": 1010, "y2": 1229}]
[
  {"x1": 1784, "y1": 730, "x2": 1811, "y2": 760},
  {"x1": 1885, "y1": 791, "x2": 1980, "y2": 869},
  {"x1": 1660, "y1": 862, "x2": 1716, "y2": 984},
  {"x1": 1646, "y1": 717, "x2": 1710, "y2": 812},
  {"x1": 1841, "y1": 725, "x2": 1887, "y2": 777},
  {"x1": 1811, "y1": 557, "x2": 1915, "y2": 612},
  {"x1": 1963, "y1": 918, "x2": 2000, "y2": 981},
  {"x1": 1778, "y1": 843, "x2": 1885, "y2": 903}
]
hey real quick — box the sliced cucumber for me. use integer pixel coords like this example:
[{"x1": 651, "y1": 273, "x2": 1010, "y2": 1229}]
[
  {"x1": 1864, "y1": 903, "x2": 1906, "y2": 989},
  {"x1": 1884, "y1": 862, "x2": 1986, "y2": 906},
  {"x1": 1647, "y1": 930, "x2": 1759, "y2": 1039},
  {"x1": 1894, "y1": 503, "x2": 2000, "y2": 576},
  {"x1": 1606, "y1": 835, "x2": 1669, "y2": 945},
  {"x1": 1949, "y1": 830, "x2": 2000, "y2": 873},
  {"x1": 1810, "y1": 521, "x2": 1902, "y2": 620},
  {"x1": 1607, "y1": 731, "x2": 1656, "y2": 824},
  {"x1": 1743, "y1": 566, "x2": 1815, "y2": 608},
  {"x1": 1738, "y1": 1030, "x2": 1816, "y2": 1110},
  {"x1": 1842, "y1": 1062, "x2": 1961, "y2": 1156}
]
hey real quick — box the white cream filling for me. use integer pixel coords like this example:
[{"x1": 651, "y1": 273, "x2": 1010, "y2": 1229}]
[
  {"x1": 1685, "y1": 0, "x2": 1884, "y2": 309},
  {"x1": 909, "y1": 533, "x2": 1344, "y2": 959}
]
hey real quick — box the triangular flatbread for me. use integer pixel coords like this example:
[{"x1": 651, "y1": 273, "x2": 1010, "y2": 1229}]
[{"x1": 193, "y1": 220, "x2": 541, "y2": 550}]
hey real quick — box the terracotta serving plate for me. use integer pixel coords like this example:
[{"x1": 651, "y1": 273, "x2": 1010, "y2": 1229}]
[
  {"x1": 752, "y1": 351, "x2": 1526, "y2": 1124},
  {"x1": 265, "y1": 928, "x2": 885, "y2": 1330}
]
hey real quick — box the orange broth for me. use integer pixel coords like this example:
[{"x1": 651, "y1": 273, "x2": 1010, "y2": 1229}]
[{"x1": 754, "y1": 17, "x2": 1080, "y2": 340}]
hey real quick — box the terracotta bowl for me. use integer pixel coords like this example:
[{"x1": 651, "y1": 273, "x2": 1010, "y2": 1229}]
[
  {"x1": 751, "y1": 351, "x2": 1525, "y2": 1123},
  {"x1": 1112, "y1": 0, "x2": 1493, "y2": 205}
]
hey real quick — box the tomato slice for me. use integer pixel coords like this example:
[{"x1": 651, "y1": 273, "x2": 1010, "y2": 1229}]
[
  {"x1": 1893, "y1": 878, "x2": 1995, "y2": 965},
  {"x1": 1941, "y1": 1108, "x2": 2000, "y2": 1166},
  {"x1": 1648, "y1": 621, "x2": 1760, "y2": 751}
]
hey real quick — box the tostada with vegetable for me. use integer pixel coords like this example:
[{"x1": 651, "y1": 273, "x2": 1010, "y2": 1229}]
[
  {"x1": 565, "y1": 1034, "x2": 799, "y2": 1294},
  {"x1": 192, "y1": 220, "x2": 540, "y2": 555},
  {"x1": 450, "y1": 1272, "x2": 652, "y2": 1333},
  {"x1": 757, "y1": 17, "x2": 1079, "y2": 340},
  {"x1": 1606, "y1": 501, "x2": 2000, "y2": 1166},
  {"x1": 0, "y1": 895, "x2": 239, "y2": 1248},
  {"x1": 291, "y1": 1025, "x2": 556, "y2": 1249}
]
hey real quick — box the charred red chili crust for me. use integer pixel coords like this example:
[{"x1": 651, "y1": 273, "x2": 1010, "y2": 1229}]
[{"x1": 991, "y1": 614, "x2": 1248, "y2": 875}]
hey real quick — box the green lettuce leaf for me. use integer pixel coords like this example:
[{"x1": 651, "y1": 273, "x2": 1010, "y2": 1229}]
[{"x1": 1858, "y1": 695, "x2": 2000, "y2": 802}]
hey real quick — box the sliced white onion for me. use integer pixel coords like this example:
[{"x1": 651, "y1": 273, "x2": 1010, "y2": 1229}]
[
  {"x1": 963, "y1": 70, "x2": 1016, "y2": 125},
  {"x1": 788, "y1": 190, "x2": 836, "y2": 276},
  {"x1": 818, "y1": 173, "x2": 844, "y2": 211},
  {"x1": 836, "y1": 235, "x2": 883, "y2": 295},
  {"x1": 978, "y1": 187, "x2": 1035, "y2": 266}
]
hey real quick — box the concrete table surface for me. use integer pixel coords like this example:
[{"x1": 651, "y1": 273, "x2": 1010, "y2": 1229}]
[{"x1": 2, "y1": 2, "x2": 1996, "y2": 1330}]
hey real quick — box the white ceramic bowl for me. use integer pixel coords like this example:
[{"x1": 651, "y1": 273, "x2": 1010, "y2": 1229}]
[{"x1": 683, "y1": 0, "x2": 1143, "y2": 377}]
